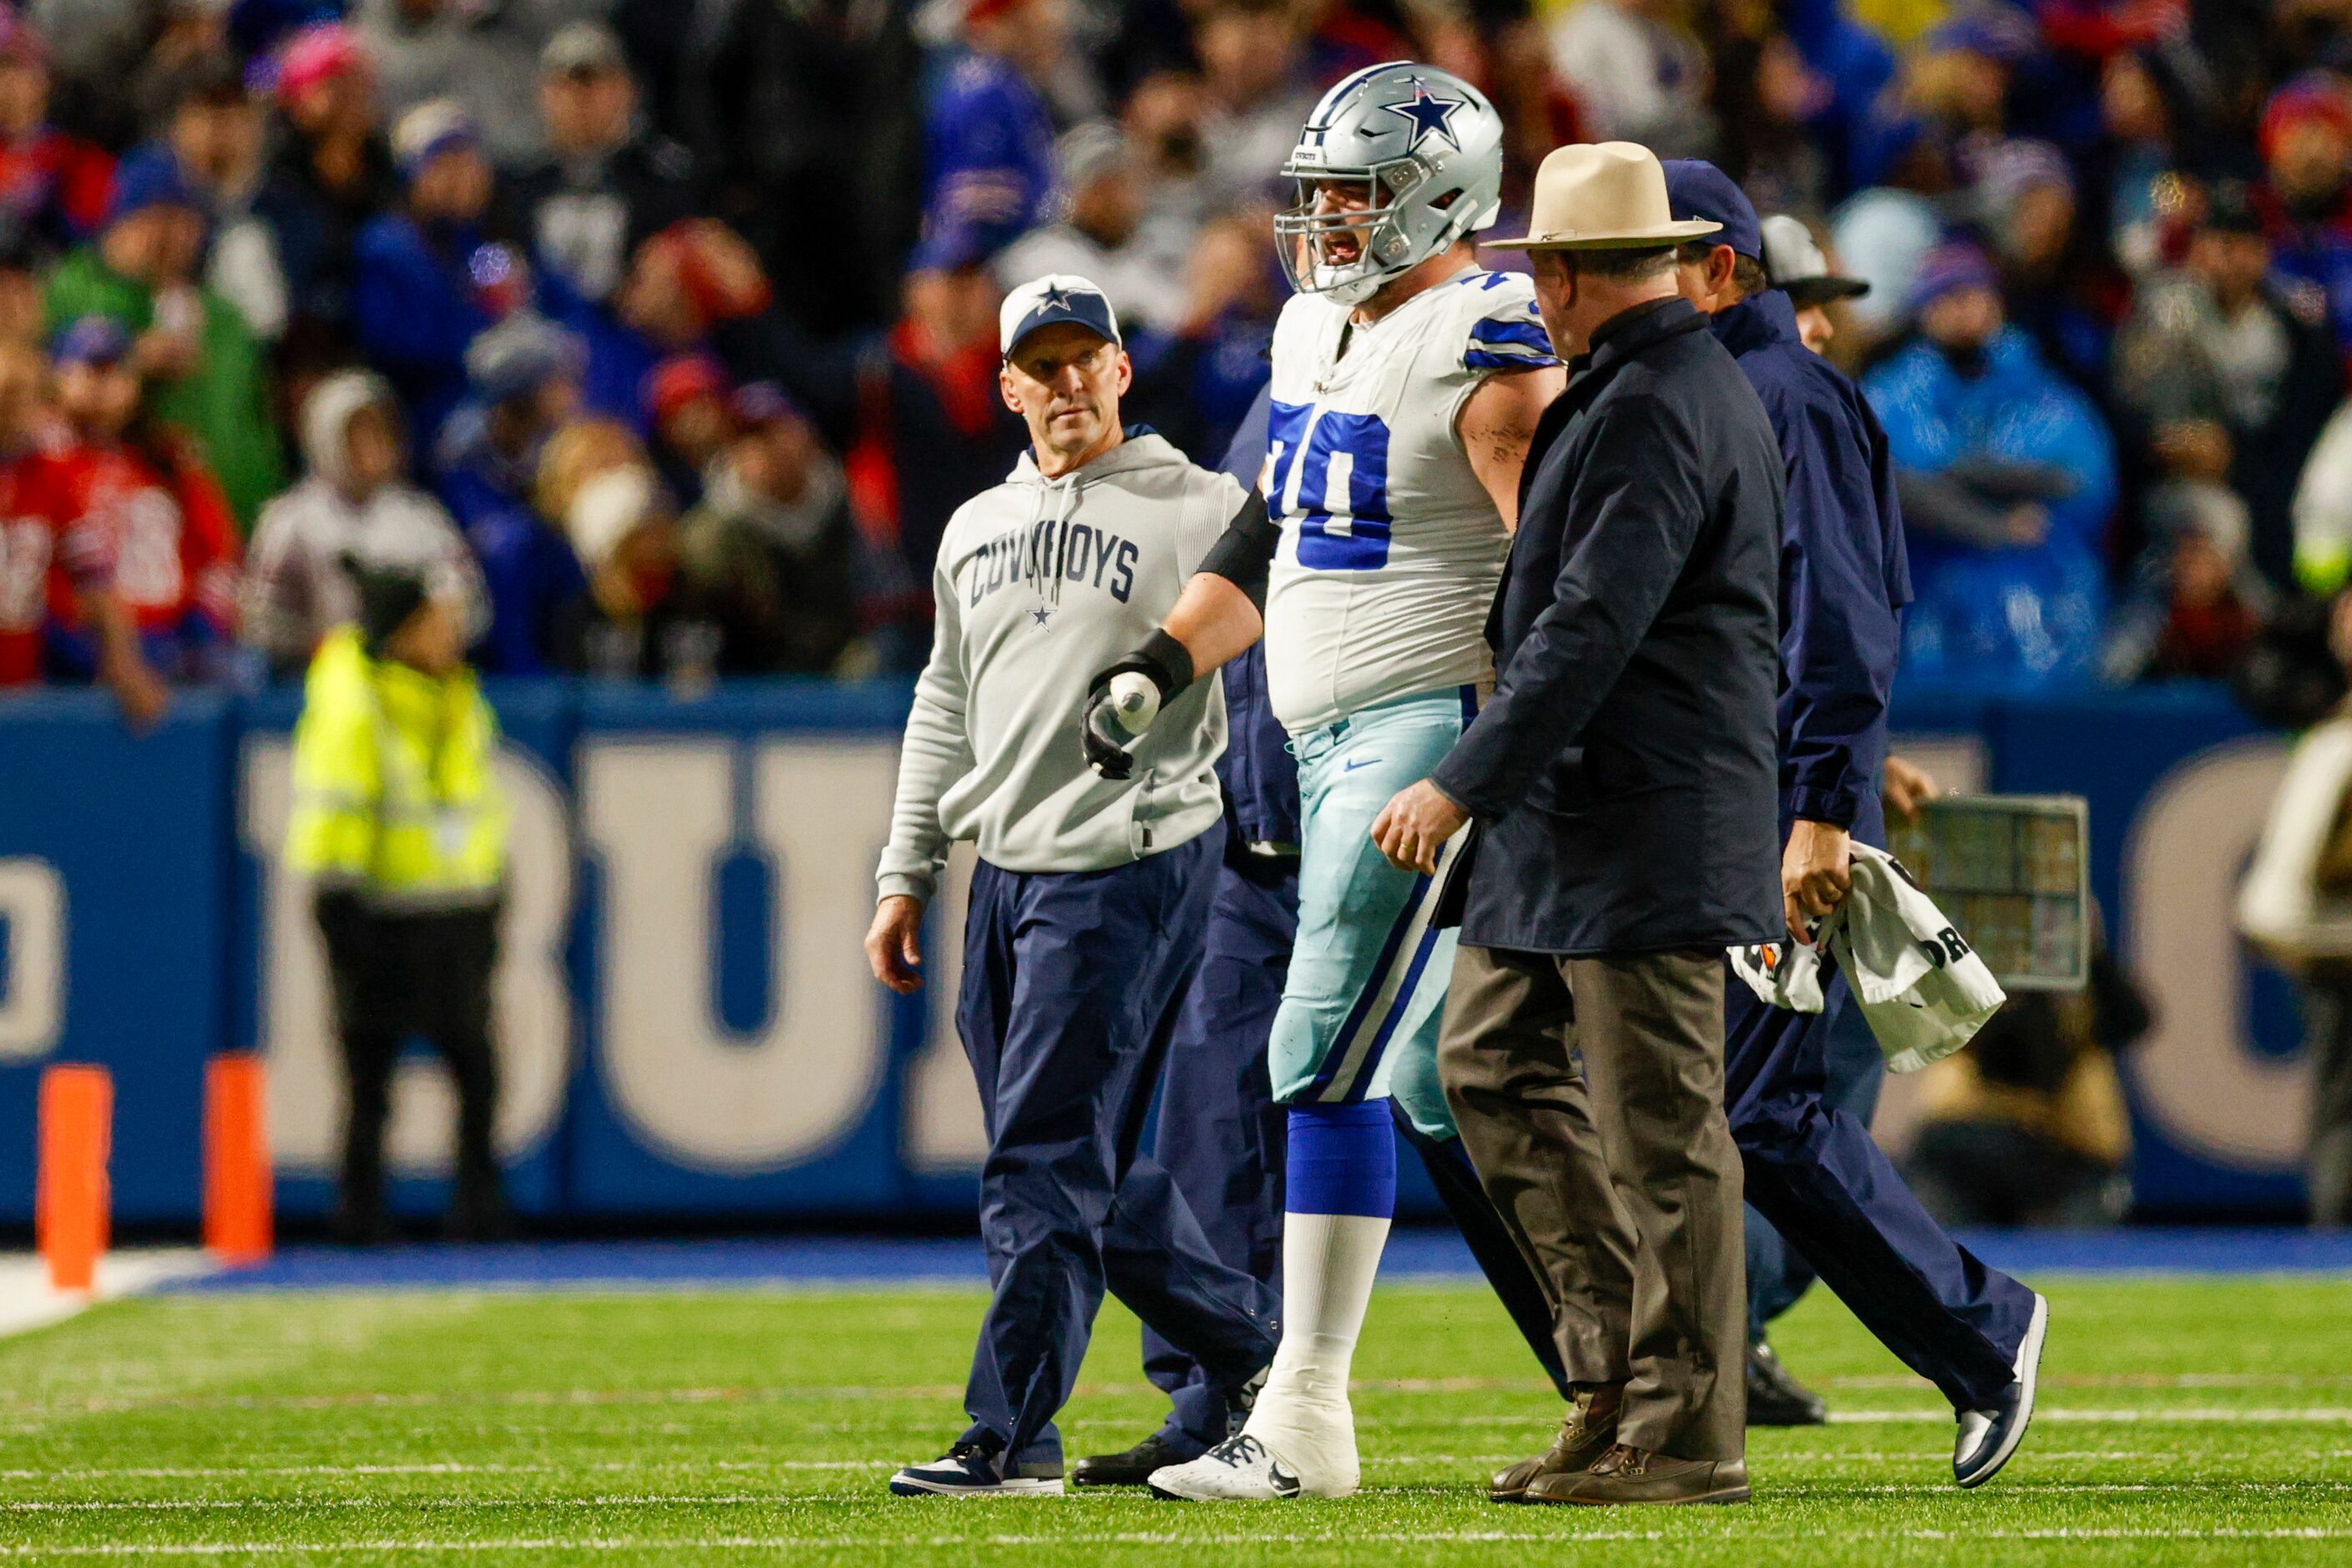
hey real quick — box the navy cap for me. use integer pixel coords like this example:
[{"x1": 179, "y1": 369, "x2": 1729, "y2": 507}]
[
  {"x1": 909, "y1": 212, "x2": 1022, "y2": 276},
  {"x1": 998, "y1": 273, "x2": 1122, "y2": 358},
  {"x1": 53, "y1": 314, "x2": 133, "y2": 369},
  {"x1": 1660, "y1": 159, "x2": 1763, "y2": 262},
  {"x1": 106, "y1": 142, "x2": 205, "y2": 228}
]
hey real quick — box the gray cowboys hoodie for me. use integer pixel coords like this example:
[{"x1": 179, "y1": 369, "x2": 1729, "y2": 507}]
[{"x1": 878, "y1": 431, "x2": 1245, "y2": 903}]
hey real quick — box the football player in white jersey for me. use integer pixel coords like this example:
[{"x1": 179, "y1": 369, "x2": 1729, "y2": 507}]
[{"x1": 1077, "y1": 63, "x2": 1565, "y2": 1500}]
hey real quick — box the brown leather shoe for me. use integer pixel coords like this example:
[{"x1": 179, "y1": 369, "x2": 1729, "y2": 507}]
[
  {"x1": 1525, "y1": 1443, "x2": 1749, "y2": 1506},
  {"x1": 1489, "y1": 1384, "x2": 1622, "y2": 1502}
]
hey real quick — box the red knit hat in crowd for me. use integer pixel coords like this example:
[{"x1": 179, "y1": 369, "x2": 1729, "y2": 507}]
[{"x1": 2260, "y1": 74, "x2": 2352, "y2": 166}]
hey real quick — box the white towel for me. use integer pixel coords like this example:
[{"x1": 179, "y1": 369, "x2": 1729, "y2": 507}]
[{"x1": 1728, "y1": 842, "x2": 2007, "y2": 1073}]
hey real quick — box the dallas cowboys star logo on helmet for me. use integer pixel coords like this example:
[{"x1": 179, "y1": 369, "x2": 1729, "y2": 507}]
[
  {"x1": 1038, "y1": 283, "x2": 1075, "y2": 311},
  {"x1": 1380, "y1": 78, "x2": 1465, "y2": 152}
]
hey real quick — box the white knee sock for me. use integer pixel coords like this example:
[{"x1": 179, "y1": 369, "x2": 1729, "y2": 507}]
[{"x1": 1247, "y1": 1209, "x2": 1390, "y2": 1463}]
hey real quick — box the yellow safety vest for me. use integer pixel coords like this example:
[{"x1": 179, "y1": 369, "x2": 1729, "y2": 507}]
[{"x1": 284, "y1": 627, "x2": 508, "y2": 907}]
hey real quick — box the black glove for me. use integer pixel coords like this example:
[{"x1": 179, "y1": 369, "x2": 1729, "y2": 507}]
[{"x1": 1080, "y1": 630, "x2": 1195, "y2": 781}]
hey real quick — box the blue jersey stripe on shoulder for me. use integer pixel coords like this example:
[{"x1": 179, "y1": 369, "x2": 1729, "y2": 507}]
[
  {"x1": 1464, "y1": 347, "x2": 1559, "y2": 371},
  {"x1": 1467, "y1": 318, "x2": 1558, "y2": 356}
]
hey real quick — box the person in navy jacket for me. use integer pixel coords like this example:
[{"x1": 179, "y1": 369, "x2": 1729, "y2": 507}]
[
  {"x1": 1658, "y1": 161, "x2": 2047, "y2": 1486},
  {"x1": 1374, "y1": 143, "x2": 1783, "y2": 1505}
]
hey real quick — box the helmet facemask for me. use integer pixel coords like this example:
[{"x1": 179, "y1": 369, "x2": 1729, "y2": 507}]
[{"x1": 1276, "y1": 154, "x2": 1474, "y2": 307}]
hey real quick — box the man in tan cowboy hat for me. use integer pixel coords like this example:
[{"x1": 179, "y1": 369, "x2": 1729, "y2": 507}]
[{"x1": 1371, "y1": 140, "x2": 1786, "y2": 1505}]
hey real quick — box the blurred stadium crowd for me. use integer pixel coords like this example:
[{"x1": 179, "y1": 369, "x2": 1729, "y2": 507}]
[{"x1": 14, "y1": 0, "x2": 2352, "y2": 707}]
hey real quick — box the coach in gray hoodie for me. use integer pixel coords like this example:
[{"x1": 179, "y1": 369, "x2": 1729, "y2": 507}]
[{"x1": 870, "y1": 275, "x2": 1280, "y2": 1500}]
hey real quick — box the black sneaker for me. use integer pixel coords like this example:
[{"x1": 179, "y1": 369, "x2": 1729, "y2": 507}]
[
  {"x1": 1746, "y1": 1341, "x2": 1827, "y2": 1427},
  {"x1": 1955, "y1": 1292, "x2": 2048, "y2": 1489},
  {"x1": 1074, "y1": 1431, "x2": 1203, "y2": 1487},
  {"x1": 888, "y1": 1442, "x2": 1064, "y2": 1497}
]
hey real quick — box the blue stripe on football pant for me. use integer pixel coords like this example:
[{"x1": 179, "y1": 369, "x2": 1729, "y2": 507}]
[
  {"x1": 1307, "y1": 861, "x2": 1430, "y2": 1100},
  {"x1": 1317, "y1": 683, "x2": 1479, "y2": 1101},
  {"x1": 1327, "y1": 843, "x2": 1455, "y2": 1102}
]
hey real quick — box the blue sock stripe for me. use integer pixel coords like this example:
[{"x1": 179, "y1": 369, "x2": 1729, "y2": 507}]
[{"x1": 1285, "y1": 1101, "x2": 1397, "y2": 1218}]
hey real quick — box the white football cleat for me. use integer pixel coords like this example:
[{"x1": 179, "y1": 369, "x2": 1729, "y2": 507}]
[{"x1": 1148, "y1": 1429, "x2": 1357, "y2": 1501}]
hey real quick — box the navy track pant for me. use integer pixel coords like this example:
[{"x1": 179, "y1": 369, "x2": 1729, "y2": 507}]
[
  {"x1": 1725, "y1": 970, "x2": 2038, "y2": 1411},
  {"x1": 1744, "y1": 996, "x2": 1884, "y2": 1335},
  {"x1": 955, "y1": 827, "x2": 1282, "y2": 1471},
  {"x1": 1141, "y1": 857, "x2": 1297, "y2": 1452}
]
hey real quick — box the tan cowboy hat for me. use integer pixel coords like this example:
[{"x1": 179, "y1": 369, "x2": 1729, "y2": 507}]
[{"x1": 1486, "y1": 142, "x2": 1723, "y2": 251}]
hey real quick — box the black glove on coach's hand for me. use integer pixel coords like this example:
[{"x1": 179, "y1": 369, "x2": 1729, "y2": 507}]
[{"x1": 1080, "y1": 630, "x2": 1196, "y2": 781}]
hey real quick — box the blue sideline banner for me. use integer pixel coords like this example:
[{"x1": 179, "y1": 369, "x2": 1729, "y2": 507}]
[
  {"x1": 0, "y1": 690, "x2": 234, "y2": 1222},
  {"x1": 0, "y1": 680, "x2": 2322, "y2": 1224}
]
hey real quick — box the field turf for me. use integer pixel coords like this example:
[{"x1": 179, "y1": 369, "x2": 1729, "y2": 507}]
[{"x1": 3, "y1": 1272, "x2": 2350, "y2": 1564}]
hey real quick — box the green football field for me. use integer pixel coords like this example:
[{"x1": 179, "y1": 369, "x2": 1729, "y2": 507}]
[{"x1": 3, "y1": 1273, "x2": 2350, "y2": 1565}]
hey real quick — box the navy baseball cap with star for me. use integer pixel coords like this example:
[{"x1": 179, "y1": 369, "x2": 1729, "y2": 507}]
[
  {"x1": 1660, "y1": 159, "x2": 1763, "y2": 262},
  {"x1": 999, "y1": 274, "x2": 1122, "y2": 359}
]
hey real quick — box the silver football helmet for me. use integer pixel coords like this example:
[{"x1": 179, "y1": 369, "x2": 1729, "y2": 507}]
[{"x1": 1274, "y1": 62, "x2": 1505, "y2": 306}]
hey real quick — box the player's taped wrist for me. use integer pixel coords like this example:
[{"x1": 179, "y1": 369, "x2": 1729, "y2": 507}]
[
  {"x1": 1130, "y1": 630, "x2": 1195, "y2": 702},
  {"x1": 1090, "y1": 630, "x2": 1195, "y2": 705},
  {"x1": 1081, "y1": 633, "x2": 1191, "y2": 781}
]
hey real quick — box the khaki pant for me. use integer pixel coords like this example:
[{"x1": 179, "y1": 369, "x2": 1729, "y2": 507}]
[{"x1": 1438, "y1": 944, "x2": 1746, "y2": 1460}]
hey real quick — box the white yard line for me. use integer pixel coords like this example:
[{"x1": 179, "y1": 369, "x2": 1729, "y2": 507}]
[
  {"x1": 7, "y1": 1449, "x2": 2352, "y2": 1485},
  {"x1": 0, "y1": 1252, "x2": 215, "y2": 1339},
  {"x1": 16, "y1": 1380, "x2": 2352, "y2": 1421},
  {"x1": 1829, "y1": 1408, "x2": 2352, "y2": 1424},
  {"x1": 5, "y1": 1528, "x2": 2352, "y2": 1556},
  {"x1": 13, "y1": 1478, "x2": 2352, "y2": 1513},
  {"x1": 0, "y1": 1463, "x2": 878, "y2": 1481},
  {"x1": 1825, "y1": 1372, "x2": 2352, "y2": 1390},
  {"x1": 1379, "y1": 1407, "x2": 2352, "y2": 1428}
]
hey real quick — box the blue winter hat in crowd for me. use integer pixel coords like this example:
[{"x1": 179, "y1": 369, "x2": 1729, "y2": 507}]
[
  {"x1": 909, "y1": 214, "x2": 1022, "y2": 276},
  {"x1": 463, "y1": 313, "x2": 586, "y2": 404},
  {"x1": 106, "y1": 143, "x2": 205, "y2": 228},
  {"x1": 1660, "y1": 159, "x2": 1763, "y2": 262},
  {"x1": 52, "y1": 314, "x2": 133, "y2": 369},
  {"x1": 1906, "y1": 239, "x2": 2000, "y2": 315}
]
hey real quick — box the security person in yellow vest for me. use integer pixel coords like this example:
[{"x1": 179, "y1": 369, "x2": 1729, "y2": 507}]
[{"x1": 286, "y1": 556, "x2": 510, "y2": 1243}]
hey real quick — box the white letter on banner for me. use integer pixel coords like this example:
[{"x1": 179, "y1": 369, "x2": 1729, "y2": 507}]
[
  {"x1": 903, "y1": 841, "x2": 987, "y2": 1171},
  {"x1": 0, "y1": 858, "x2": 64, "y2": 1062},
  {"x1": 241, "y1": 739, "x2": 572, "y2": 1174},
  {"x1": 2126, "y1": 737, "x2": 2308, "y2": 1171},
  {"x1": 580, "y1": 737, "x2": 893, "y2": 1171}
]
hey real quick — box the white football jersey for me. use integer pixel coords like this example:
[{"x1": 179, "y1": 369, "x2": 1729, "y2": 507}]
[{"x1": 1260, "y1": 267, "x2": 1559, "y2": 734}]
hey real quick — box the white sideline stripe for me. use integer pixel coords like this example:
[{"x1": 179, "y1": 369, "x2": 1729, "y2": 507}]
[
  {"x1": 7, "y1": 1529, "x2": 2352, "y2": 1555},
  {"x1": 1830, "y1": 1408, "x2": 2352, "y2": 1425},
  {"x1": 0, "y1": 1252, "x2": 215, "y2": 1339},
  {"x1": 0, "y1": 1462, "x2": 883, "y2": 1481},
  {"x1": 1831, "y1": 1371, "x2": 2352, "y2": 1390},
  {"x1": 18, "y1": 1394, "x2": 2352, "y2": 1425},
  {"x1": 18, "y1": 1479, "x2": 2352, "y2": 1512},
  {"x1": 1382, "y1": 1407, "x2": 2352, "y2": 1428},
  {"x1": 22, "y1": 1378, "x2": 2352, "y2": 1419},
  {"x1": 9, "y1": 1449, "x2": 2352, "y2": 1484}
]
